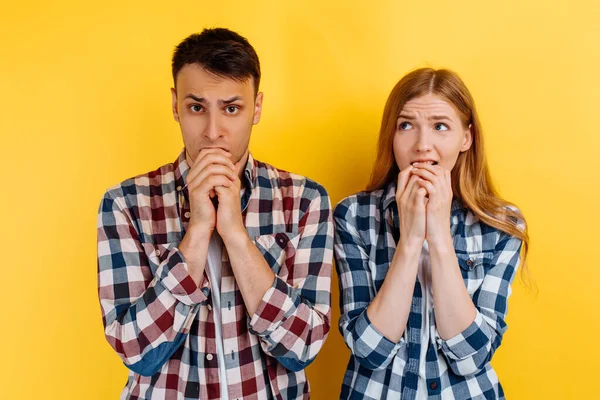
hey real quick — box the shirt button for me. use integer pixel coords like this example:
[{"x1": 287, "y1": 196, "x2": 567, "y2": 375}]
[
  {"x1": 155, "y1": 249, "x2": 161, "y2": 256},
  {"x1": 207, "y1": 304, "x2": 212, "y2": 311},
  {"x1": 206, "y1": 354, "x2": 213, "y2": 361},
  {"x1": 430, "y1": 382, "x2": 438, "y2": 390},
  {"x1": 184, "y1": 211, "x2": 190, "y2": 218},
  {"x1": 176, "y1": 186, "x2": 182, "y2": 191},
  {"x1": 466, "y1": 259, "x2": 474, "y2": 268}
]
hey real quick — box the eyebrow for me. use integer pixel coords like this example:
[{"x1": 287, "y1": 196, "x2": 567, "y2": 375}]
[
  {"x1": 428, "y1": 115, "x2": 452, "y2": 121},
  {"x1": 397, "y1": 114, "x2": 452, "y2": 121},
  {"x1": 183, "y1": 94, "x2": 244, "y2": 105}
]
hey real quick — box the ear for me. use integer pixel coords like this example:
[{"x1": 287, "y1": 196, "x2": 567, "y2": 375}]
[
  {"x1": 460, "y1": 123, "x2": 473, "y2": 152},
  {"x1": 171, "y1": 87, "x2": 180, "y2": 123},
  {"x1": 252, "y1": 92, "x2": 263, "y2": 125}
]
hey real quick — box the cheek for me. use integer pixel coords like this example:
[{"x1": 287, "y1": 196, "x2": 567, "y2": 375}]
[
  {"x1": 438, "y1": 141, "x2": 464, "y2": 170},
  {"x1": 393, "y1": 135, "x2": 411, "y2": 168},
  {"x1": 230, "y1": 119, "x2": 253, "y2": 147}
]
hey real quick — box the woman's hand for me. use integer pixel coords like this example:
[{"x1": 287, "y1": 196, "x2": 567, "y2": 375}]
[
  {"x1": 411, "y1": 163, "x2": 453, "y2": 247},
  {"x1": 396, "y1": 166, "x2": 428, "y2": 250}
]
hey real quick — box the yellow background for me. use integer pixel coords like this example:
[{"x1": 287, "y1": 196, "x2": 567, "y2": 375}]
[{"x1": 1, "y1": 1, "x2": 598, "y2": 399}]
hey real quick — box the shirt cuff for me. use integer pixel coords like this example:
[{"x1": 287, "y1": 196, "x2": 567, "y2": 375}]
[
  {"x1": 156, "y1": 247, "x2": 209, "y2": 306},
  {"x1": 248, "y1": 276, "x2": 299, "y2": 336},
  {"x1": 438, "y1": 312, "x2": 490, "y2": 360},
  {"x1": 353, "y1": 309, "x2": 404, "y2": 362}
]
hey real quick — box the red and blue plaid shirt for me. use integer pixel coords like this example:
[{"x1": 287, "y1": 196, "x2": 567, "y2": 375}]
[{"x1": 97, "y1": 149, "x2": 333, "y2": 399}]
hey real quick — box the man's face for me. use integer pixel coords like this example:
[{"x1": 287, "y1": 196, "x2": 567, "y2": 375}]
[
  {"x1": 393, "y1": 93, "x2": 472, "y2": 171},
  {"x1": 171, "y1": 63, "x2": 263, "y2": 169}
]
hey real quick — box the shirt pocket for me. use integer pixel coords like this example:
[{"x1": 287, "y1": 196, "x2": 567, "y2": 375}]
[
  {"x1": 253, "y1": 232, "x2": 301, "y2": 275},
  {"x1": 143, "y1": 241, "x2": 178, "y2": 275},
  {"x1": 456, "y1": 251, "x2": 494, "y2": 295}
]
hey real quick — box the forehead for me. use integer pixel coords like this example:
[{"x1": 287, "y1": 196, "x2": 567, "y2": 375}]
[
  {"x1": 175, "y1": 63, "x2": 254, "y2": 98},
  {"x1": 400, "y1": 94, "x2": 460, "y2": 118}
]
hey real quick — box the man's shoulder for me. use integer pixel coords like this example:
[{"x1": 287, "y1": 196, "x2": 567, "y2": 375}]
[
  {"x1": 103, "y1": 160, "x2": 177, "y2": 205},
  {"x1": 254, "y1": 159, "x2": 329, "y2": 200}
]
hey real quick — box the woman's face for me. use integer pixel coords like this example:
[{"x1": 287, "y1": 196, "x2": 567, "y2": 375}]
[{"x1": 393, "y1": 93, "x2": 472, "y2": 171}]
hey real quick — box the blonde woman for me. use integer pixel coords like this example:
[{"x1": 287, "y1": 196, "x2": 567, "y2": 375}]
[{"x1": 334, "y1": 68, "x2": 528, "y2": 400}]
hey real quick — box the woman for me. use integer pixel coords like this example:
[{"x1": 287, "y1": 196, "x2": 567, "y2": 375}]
[{"x1": 334, "y1": 68, "x2": 528, "y2": 400}]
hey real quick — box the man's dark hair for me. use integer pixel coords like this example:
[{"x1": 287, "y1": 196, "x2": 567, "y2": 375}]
[{"x1": 172, "y1": 28, "x2": 261, "y2": 95}]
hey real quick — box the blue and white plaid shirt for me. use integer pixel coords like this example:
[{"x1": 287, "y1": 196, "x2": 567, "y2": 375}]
[{"x1": 334, "y1": 181, "x2": 523, "y2": 400}]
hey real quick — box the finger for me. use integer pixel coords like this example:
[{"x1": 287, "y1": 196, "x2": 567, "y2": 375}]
[
  {"x1": 410, "y1": 167, "x2": 438, "y2": 184},
  {"x1": 416, "y1": 178, "x2": 436, "y2": 197},
  {"x1": 401, "y1": 174, "x2": 421, "y2": 203},
  {"x1": 195, "y1": 151, "x2": 235, "y2": 170},
  {"x1": 444, "y1": 169, "x2": 452, "y2": 187},
  {"x1": 411, "y1": 162, "x2": 445, "y2": 175},
  {"x1": 412, "y1": 166, "x2": 450, "y2": 194},
  {"x1": 414, "y1": 186, "x2": 429, "y2": 206},
  {"x1": 190, "y1": 174, "x2": 233, "y2": 197},
  {"x1": 187, "y1": 147, "x2": 231, "y2": 168},
  {"x1": 233, "y1": 160, "x2": 245, "y2": 180},
  {"x1": 192, "y1": 149, "x2": 234, "y2": 172},
  {"x1": 396, "y1": 166, "x2": 414, "y2": 197},
  {"x1": 214, "y1": 184, "x2": 235, "y2": 197},
  {"x1": 188, "y1": 154, "x2": 236, "y2": 183},
  {"x1": 189, "y1": 164, "x2": 237, "y2": 187},
  {"x1": 195, "y1": 147, "x2": 232, "y2": 163}
]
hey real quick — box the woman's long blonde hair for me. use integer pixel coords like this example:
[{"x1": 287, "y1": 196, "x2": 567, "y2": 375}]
[{"x1": 368, "y1": 68, "x2": 529, "y2": 269}]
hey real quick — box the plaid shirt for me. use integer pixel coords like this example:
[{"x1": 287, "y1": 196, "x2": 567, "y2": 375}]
[
  {"x1": 334, "y1": 181, "x2": 523, "y2": 400},
  {"x1": 97, "y1": 149, "x2": 333, "y2": 400}
]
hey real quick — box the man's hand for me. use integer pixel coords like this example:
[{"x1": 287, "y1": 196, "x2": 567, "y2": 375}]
[{"x1": 215, "y1": 158, "x2": 246, "y2": 244}]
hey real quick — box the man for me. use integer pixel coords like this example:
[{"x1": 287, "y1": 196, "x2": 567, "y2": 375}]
[{"x1": 97, "y1": 28, "x2": 333, "y2": 399}]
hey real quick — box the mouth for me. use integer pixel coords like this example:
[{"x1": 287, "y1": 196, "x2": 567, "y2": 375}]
[
  {"x1": 411, "y1": 160, "x2": 438, "y2": 166},
  {"x1": 202, "y1": 146, "x2": 230, "y2": 152}
]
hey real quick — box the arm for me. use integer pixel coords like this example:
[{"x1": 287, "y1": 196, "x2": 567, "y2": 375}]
[
  {"x1": 412, "y1": 163, "x2": 523, "y2": 376},
  {"x1": 334, "y1": 199, "x2": 418, "y2": 371},
  {"x1": 433, "y1": 232, "x2": 523, "y2": 376},
  {"x1": 219, "y1": 183, "x2": 333, "y2": 372},
  {"x1": 97, "y1": 190, "x2": 210, "y2": 376}
]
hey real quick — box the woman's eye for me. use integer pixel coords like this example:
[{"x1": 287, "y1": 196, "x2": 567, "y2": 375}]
[
  {"x1": 398, "y1": 122, "x2": 412, "y2": 130},
  {"x1": 434, "y1": 123, "x2": 449, "y2": 131},
  {"x1": 190, "y1": 105, "x2": 203, "y2": 112},
  {"x1": 225, "y1": 105, "x2": 239, "y2": 114}
]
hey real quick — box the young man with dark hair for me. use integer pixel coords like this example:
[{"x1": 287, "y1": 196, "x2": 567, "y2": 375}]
[{"x1": 97, "y1": 28, "x2": 333, "y2": 399}]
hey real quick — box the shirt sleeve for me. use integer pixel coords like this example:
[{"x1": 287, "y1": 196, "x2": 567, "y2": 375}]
[
  {"x1": 248, "y1": 183, "x2": 333, "y2": 372},
  {"x1": 333, "y1": 198, "x2": 406, "y2": 371},
  {"x1": 97, "y1": 189, "x2": 209, "y2": 376},
  {"x1": 437, "y1": 228, "x2": 523, "y2": 376}
]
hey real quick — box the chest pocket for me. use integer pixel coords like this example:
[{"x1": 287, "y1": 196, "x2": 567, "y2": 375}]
[
  {"x1": 143, "y1": 241, "x2": 178, "y2": 275},
  {"x1": 253, "y1": 232, "x2": 301, "y2": 275},
  {"x1": 456, "y1": 251, "x2": 494, "y2": 295}
]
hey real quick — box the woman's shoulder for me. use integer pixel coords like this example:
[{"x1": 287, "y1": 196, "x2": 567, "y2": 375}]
[
  {"x1": 334, "y1": 188, "x2": 389, "y2": 218},
  {"x1": 458, "y1": 202, "x2": 526, "y2": 251}
]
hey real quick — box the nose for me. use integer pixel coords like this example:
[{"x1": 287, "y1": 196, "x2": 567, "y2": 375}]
[
  {"x1": 415, "y1": 130, "x2": 433, "y2": 153},
  {"x1": 204, "y1": 114, "x2": 223, "y2": 141}
]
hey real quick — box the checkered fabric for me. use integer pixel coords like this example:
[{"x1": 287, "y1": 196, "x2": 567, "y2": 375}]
[
  {"x1": 334, "y1": 181, "x2": 523, "y2": 400},
  {"x1": 97, "y1": 149, "x2": 333, "y2": 399}
]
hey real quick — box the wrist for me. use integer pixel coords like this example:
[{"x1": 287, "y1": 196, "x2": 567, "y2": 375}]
[
  {"x1": 427, "y1": 234, "x2": 454, "y2": 254},
  {"x1": 185, "y1": 223, "x2": 213, "y2": 242},
  {"x1": 398, "y1": 236, "x2": 424, "y2": 255},
  {"x1": 220, "y1": 225, "x2": 249, "y2": 248}
]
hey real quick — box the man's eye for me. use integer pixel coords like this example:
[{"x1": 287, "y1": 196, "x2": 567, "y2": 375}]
[
  {"x1": 225, "y1": 106, "x2": 239, "y2": 114},
  {"x1": 398, "y1": 122, "x2": 412, "y2": 130},
  {"x1": 434, "y1": 123, "x2": 449, "y2": 131},
  {"x1": 190, "y1": 105, "x2": 203, "y2": 112}
]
